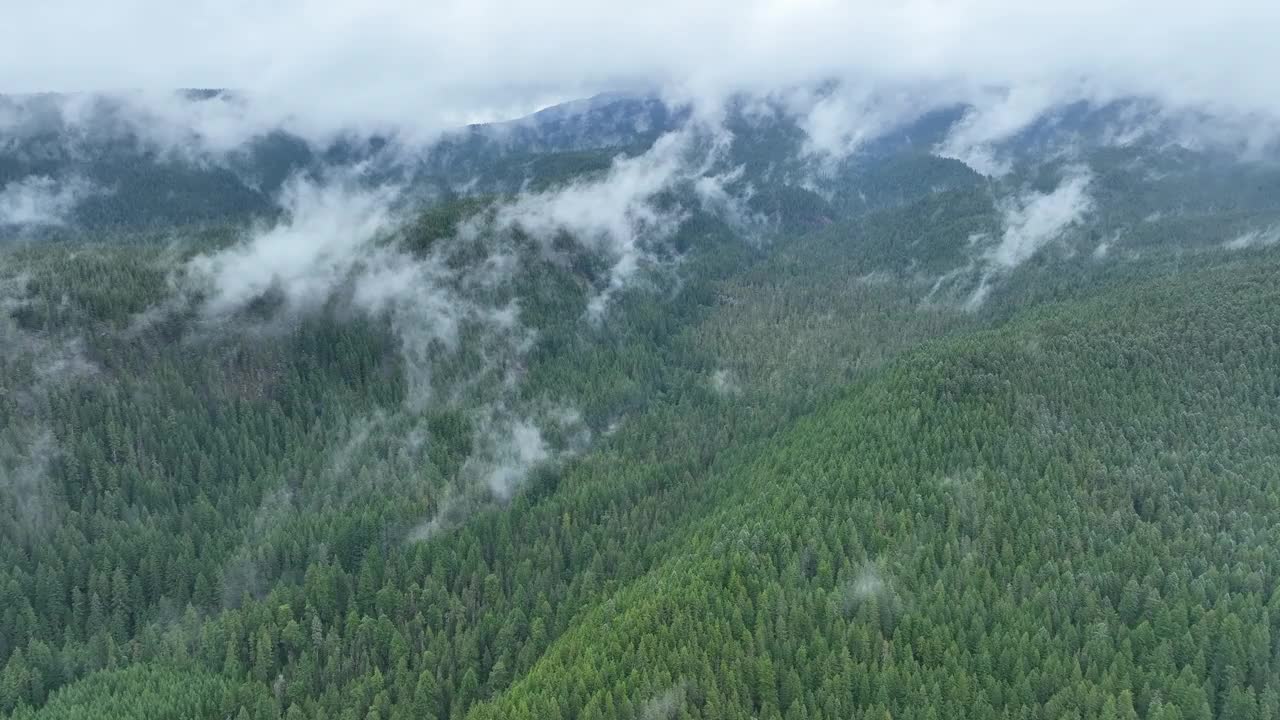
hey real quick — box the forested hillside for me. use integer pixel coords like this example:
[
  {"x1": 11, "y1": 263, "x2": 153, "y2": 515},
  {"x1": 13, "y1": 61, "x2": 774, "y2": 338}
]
[
  {"x1": 2, "y1": 90, "x2": 1280, "y2": 720},
  {"x1": 473, "y1": 258, "x2": 1280, "y2": 720}
]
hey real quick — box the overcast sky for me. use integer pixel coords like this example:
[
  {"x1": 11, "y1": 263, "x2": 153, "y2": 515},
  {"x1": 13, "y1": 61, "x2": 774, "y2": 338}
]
[{"x1": 3, "y1": 0, "x2": 1278, "y2": 136}]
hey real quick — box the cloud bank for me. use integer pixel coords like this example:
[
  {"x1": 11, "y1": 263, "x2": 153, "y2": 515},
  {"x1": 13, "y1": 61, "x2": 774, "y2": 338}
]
[
  {"x1": 987, "y1": 168, "x2": 1094, "y2": 269},
  {"x1": 8, "y1": 0, "x2": 1277, "y2": 533},
  {"x1": 179, "y1": 169, "x2": 592, "y2": 519},
  {"x1": 3, "y1": 1, "x2": 1279, "y2": 152},
  {"x1": 1224, "y1": 225, "x2": 1280, "y2": 251},
  {"x1": 495, "y1": 122, "x2": 730, "y2": 316},
  {"x1": 0, "y1": 175, "x2": 97, "y2": 227},
  {"x1": 918, "y1": 167, "x2": 1095, "y2": 311},
  {"x1": 954, "y1": 167, "x2": 1095, "y2": 309},
  {"x1": 189, "y1": 177, "x2": 402, "y2": 315}
]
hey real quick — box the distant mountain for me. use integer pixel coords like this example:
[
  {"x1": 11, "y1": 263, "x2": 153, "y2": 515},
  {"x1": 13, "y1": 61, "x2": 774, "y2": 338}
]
[
  {"x1": 2, "y1": 88, "x2": 1277, "y2": 240},
  {"x1": 0, "y1": 91, "x2": 683, "y2": 233}
]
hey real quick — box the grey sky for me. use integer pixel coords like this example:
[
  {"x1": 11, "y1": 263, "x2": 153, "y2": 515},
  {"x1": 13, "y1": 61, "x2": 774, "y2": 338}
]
[{"x1": 3, "y1": 0, "x2": 1278, "y2": 139}]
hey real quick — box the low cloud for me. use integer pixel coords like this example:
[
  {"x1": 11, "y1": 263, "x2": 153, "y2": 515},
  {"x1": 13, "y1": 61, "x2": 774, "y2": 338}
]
[
  {"x1": 849, "y1": 565, "x2": 886, "y2": 599},
  {"x1": 7, "y1": 2, "x2": 1280, "y2": 137},
  {"x1": 406, "y1": 405, "x2": 584, "y2": 541},
  {"x1": 694, "y1": 165, "x2": 759, "y2": 233},
  {"x1": 2, "y1": 1, "x2": 1280, "y2": 202},
  {"x1": 935, "y1": 83, "x2": 1072, "y2": 176},
  {"x1": 469, "y1": 417, "x2": 550, "y2": 500},
  {"x1": 954, "y1": 168, "x2": 1094, "y2": 309},
  {"x1": 838, "y1": 562, "x2": 903, "y2": 621},
  {"x1": 180, "y1": 170, "x2": 607, "y2": 529},
  {"x1": 1093, "y1": 230, "x2": 1124, "y2": 260},
  {"x1": 987, "y1": 167, "x2": 1093, "y2": 269},
  {"x1": 789, "y1": 82, "x2": 945, "y2": 166},
  {"x1": 0, "y1": 427, "x2": 59, "y2": 540},
  {"x1": 0, "y1": 175, "x2": 98, "y2": 227},
  {"x1": 0, "y1": 273, "x2": 97, "y2": 541},
  {"x1": 923, "y1": 168, "x2": 1094, "y2": 311},
  {"x1": 1, "y1": 88, "x2": 428, "y2": 163},
  {"x1": 405, "y1": 493, "x2": 461, "y2": 543},
  {"x1": 188, "y1": 176, "x2": 402, "y2": 317},
  {"x1": 495, "y1": 121, "x2": 731, "y2": 317},
  {"x1": 640, "y1": 686, "x2": 687, "y2": 720},
  {"x1": 1223, "y1": 225, "x2": 1280, "y2": 251},
  {"x1": 181, "y1": 173, "x2": 491, "y2": 406},
  {"x1": 710, "y1": 368, "x2": 740, "y2": 395}
]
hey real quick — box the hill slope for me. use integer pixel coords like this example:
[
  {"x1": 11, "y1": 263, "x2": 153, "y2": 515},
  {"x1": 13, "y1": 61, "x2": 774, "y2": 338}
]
[
  {"x1": 469, "y1": 259, "x2": 1280, "y2": 720},
  {"x1": 4, "y1": 95, "x2": 1280, "y2": 720},
  {"x1": 7, "y1": 241, "x2": 1279, "y2": 720}
]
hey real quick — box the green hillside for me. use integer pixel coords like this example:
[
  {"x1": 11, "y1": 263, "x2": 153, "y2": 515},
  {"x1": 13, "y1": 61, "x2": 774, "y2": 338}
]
[
  {"x1": 472, "y1": 258, "x2": 1280, "y2": 720},
  {"x1": 4, "y1": 134, "x2": 1280, "y2": 720}
]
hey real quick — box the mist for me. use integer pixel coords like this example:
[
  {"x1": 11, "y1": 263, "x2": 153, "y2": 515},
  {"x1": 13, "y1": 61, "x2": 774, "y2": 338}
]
[
  {"x1": 3, "y1": 0, "x2": 1279, "y2": 181},
  {"x1": 639, "y1": 686, "x2": 687, "y2": 720},
  {"x1": 8, "y1": 2, "x2": 1280, "y2": 131},
  {"x1": 988, "y1": 168, "x2": 1094, "y2": 269},
  {"x1": 1224, "y1": 226, "x2": 1280, "y2": 251},
  {"x1": 177, "y1": 162, "x2": 618, "y2": 524},
  {"x1": 189, "y1": 177, "x2": 401, "y2": 316},
  {"x1": 710, "y1": 368, "x2": 740, "y2": 396},
  {"x1": 0, "y1": 175, "x2": 98, "y2": 227},
  {"x1": 788, "y1": 82, "x2": 949, "y2": 167},
  {"x1": 494, "y1": 122, "x2": 731, "y2": 317},
  {"x1": 5, "y1": 0, "x2": 1276, "y2": 546},
  {"x1": 0, "y1": 273, "x2": 97, "y2": 541},
  {"x1": 470, "y1": 417, "x2": 550, "y2": 500}
]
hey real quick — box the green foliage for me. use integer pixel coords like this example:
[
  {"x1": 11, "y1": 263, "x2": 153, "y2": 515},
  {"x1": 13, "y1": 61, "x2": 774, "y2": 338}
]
[
  {"x1": 473, "y1": 258, "x2": 1280, "y2": 720},
  {"x1": 8, "y1": 665, "x2": 268, "y2": 720},
  {"x1": 5, "y1": 141, "x2": 1280, "y2": 720}
]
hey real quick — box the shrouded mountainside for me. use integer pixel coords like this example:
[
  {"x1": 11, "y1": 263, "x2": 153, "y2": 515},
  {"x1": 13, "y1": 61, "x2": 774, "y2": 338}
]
[
  {"x1": 0, "y1": 91, "x2": 682, "y2": 233},
  {"x1": 2, "y1": 90, "x2": 1280, "y2": 720},
  {"x1": 6, "y1": 89, "x2": 1268, "y2": 236}
]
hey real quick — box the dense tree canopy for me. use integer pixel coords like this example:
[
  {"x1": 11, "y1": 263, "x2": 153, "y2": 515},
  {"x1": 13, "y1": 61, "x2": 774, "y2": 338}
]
[{"x1": 3, "y1": 125, "x2": 1280, "y2": 720}]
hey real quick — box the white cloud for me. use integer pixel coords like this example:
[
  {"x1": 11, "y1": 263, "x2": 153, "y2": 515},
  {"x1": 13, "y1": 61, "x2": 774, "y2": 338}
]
[
  {"x1": 1224, "y1": 226, "x2": 1280, "y2": 251},
  {"x1": 987, "y1": 168, "x2": 1094, "y2": 269},
  {"x1": 788, "y1": 82, "x2": 948, "y2": 165},
  {"x1": 188, "y1": 177, "x2": 399, "y2": 314},
  {"x1": 494, "y1": 122, "x2": 728, "y2": 317},
  {"x1": 964, "y1": 274, "x2": 994, "y2": 313},
  {"x1": 0, "y1": 272, "x2": 97, "y2": 538},
  {"x1": 939, "y1": 168, "x2": 1094, "y2": 311},
  {"x1": 184, "y1": 174, "x2": 485, "y2": 406},
  {"x1": 180, "y1": 170, "x2": 571, "y2": 506},
  {"x1": 474, "y1": 418, "x2": 549, "y2": 500},
  {"x1": 694, "y1": 165, "x2": 757, "y2": 231},
  {"x1": 934, "y1": 83, "x2": 1071, "y2": 176},
  {"x1": 0, "y1": 175, "x2": 96, "y2": 226},
  {"x1": 710, "y1": 368, "x2": 739, "y2": 395},
  {"x1": 640, "y1": 686, "x2": 687, "y2": 720},
  {"x1": 3, "y1": 1, "x2": 1279, "y2": 152}
]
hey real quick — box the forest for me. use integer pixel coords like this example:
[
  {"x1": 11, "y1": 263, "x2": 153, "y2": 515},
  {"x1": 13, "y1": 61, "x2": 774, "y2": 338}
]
[{"x1": 1, "y1": 91, "x2": 1280, "y2": 720}]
